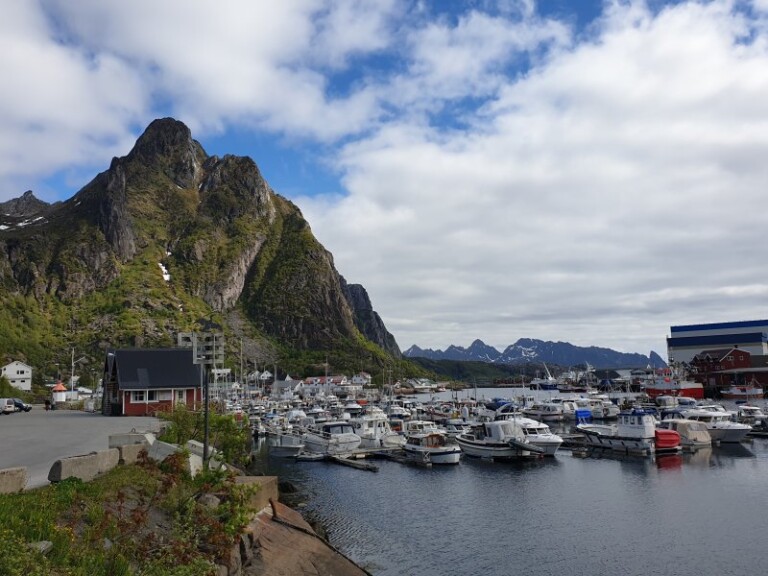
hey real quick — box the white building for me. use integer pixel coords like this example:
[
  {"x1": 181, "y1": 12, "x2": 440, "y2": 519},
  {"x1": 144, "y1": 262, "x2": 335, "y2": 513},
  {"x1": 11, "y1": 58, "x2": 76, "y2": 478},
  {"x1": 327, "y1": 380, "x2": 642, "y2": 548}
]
[
  {"x1": 351, "y1": 372, "x2": 372, "y2": 387},
  {"x1": 1, "y1": 360, "x2": 32, "y2": 391}
]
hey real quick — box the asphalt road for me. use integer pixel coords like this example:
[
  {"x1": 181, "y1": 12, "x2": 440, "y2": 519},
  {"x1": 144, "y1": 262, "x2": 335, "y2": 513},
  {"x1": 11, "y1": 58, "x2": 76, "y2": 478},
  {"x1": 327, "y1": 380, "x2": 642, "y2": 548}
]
[{"x1": 0, "y1": 406, "x2": 160, "y2": 489}]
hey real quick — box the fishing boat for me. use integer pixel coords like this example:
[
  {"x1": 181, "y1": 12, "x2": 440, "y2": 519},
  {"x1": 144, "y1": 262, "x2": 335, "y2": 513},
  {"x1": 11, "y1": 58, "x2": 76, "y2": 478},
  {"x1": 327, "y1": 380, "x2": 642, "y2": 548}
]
[
  {"x1": 455, "y1": 420, "x2": 546, "y2": 460},
  {"x1": 643, "y1": 376, "x2": 704, "y2": 399},
  {"x1": 576, "y1": 408, "x2": 681, "y2": 455},
  {"x1": 403, "y1": 431, "x2": 462, "y2": 465},
  {"x1": 302, "y1": 421, "x2": 362, "y2": 455}
]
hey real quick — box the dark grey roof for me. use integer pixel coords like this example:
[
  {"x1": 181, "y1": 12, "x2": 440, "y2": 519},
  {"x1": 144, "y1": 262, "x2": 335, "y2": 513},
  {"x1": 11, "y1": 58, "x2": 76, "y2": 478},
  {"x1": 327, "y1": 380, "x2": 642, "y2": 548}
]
[{"x1": 113, "y1": 348, "x2": 201, "y2": 390}]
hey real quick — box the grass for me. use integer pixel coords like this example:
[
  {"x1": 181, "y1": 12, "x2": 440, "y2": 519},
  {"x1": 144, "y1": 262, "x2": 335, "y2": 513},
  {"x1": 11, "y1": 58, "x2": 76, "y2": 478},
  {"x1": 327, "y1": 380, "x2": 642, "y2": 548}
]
[{"x1": 0, "y1": 456, "x2": 257, "y2": 576}]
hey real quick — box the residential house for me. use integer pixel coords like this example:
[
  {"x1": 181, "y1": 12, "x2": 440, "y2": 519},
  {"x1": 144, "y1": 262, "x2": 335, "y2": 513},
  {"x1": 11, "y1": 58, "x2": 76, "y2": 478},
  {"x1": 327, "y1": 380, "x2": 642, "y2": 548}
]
[
  {"x1": 101, "y1": 348, "x2": 203, "y2": 416},
  {"x1": 1, "y1": 360, "x2": 32, "y2": 392},
  {"x1": 351, "y1": 372, "x2": 372, "y2": 387},
  {"x1": 270, "y1": 375, "x2": 301, "y2": 401},
  {"x1": 690, "y1": 347, "x2": 768, "y2": 390}
]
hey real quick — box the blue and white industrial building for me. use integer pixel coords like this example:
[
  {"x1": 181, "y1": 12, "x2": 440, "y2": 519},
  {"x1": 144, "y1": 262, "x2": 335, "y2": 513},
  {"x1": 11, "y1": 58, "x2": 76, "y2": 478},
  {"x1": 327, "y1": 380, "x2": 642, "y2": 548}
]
[{"x1": 667, "y1": 320, "x2": 768, "y2": 364}]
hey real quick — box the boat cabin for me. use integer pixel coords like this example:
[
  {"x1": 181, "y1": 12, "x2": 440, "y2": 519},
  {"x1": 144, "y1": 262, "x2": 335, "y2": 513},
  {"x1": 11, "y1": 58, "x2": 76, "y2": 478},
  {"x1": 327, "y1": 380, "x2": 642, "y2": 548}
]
[
  {"x1": 616, "y1": 409, "x2": 657, "y2": 438},
  {"x1": 406, "y1": 432, "x2": 449, "y2": 448}
]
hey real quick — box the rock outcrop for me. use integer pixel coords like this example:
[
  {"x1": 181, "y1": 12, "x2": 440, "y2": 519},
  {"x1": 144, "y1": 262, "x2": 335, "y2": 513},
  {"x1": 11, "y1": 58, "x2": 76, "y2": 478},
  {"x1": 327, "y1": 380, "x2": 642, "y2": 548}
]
[{"x1": 341, "y1": 278, "x2": 401, "y2": 357}]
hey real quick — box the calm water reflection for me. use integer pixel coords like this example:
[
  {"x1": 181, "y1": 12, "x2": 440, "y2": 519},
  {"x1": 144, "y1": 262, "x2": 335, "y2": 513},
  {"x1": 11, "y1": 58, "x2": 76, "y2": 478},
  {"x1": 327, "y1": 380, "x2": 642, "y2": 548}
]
[{"x1": 251, "y1": 390, "x2": 768, "y2": 576}]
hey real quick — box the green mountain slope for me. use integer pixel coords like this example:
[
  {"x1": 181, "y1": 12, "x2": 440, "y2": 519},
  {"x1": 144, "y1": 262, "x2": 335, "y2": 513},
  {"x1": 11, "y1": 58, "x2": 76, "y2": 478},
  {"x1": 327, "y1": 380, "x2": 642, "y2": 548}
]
[{"x1": 0, "y1": 118, "x2": 415, "y2": 381}]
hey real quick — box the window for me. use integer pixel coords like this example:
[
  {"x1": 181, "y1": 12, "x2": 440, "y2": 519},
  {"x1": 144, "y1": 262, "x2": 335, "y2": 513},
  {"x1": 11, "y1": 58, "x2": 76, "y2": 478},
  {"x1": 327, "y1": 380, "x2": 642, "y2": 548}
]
[{"x1": 131, "y1": 391, "x2": 167, "y2": 402}]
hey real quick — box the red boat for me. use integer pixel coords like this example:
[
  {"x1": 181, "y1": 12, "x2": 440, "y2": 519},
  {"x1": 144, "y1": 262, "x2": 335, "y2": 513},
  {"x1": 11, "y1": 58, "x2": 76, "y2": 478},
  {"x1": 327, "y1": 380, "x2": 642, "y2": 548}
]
[{"x1": 643, "y1": 377, "x2": 704, "y2": 399}]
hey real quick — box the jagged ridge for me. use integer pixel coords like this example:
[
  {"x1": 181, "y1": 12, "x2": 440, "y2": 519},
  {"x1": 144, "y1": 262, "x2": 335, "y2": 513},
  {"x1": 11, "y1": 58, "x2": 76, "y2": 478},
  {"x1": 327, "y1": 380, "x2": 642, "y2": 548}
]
[{"x1": 404, "y1": 338, "x2": 666, "y2": 369}]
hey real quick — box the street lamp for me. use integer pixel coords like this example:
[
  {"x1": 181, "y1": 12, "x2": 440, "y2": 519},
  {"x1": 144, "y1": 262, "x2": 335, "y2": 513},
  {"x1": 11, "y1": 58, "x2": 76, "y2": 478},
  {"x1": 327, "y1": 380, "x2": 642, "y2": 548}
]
[{"x1": 70, "y1": 348, "x2": 87, "y2": 394}]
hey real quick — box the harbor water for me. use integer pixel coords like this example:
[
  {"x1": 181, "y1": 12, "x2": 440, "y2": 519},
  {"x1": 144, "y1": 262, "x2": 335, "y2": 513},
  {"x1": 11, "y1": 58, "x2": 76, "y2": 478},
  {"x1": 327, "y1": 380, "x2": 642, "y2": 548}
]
[{"x1": 250, "y1": 388, "x2": 768, "y2": 576}]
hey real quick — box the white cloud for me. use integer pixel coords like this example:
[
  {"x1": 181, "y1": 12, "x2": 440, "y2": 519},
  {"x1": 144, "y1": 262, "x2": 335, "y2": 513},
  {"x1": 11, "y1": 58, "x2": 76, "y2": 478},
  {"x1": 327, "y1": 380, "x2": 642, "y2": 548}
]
[
  {"x1": 300, "y1": 1, "x2": 768, "y2": 356},
  {"x1": 4, "y1": 0, "x2": 768, "y2": 358}
]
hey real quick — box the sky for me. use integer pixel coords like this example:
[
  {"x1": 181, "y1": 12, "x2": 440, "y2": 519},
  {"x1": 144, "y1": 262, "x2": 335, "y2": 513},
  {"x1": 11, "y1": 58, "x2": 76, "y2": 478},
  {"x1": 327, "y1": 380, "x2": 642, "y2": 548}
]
[{"x1": 3, "y1": 0, "x2": 768, "y2": 360}]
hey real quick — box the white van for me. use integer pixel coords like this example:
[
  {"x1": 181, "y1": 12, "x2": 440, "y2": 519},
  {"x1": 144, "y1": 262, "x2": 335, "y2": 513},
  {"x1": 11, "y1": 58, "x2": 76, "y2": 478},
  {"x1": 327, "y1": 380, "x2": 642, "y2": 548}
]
[{"x1": 0, "y1": 398, "x2": 15, "y2": 414}]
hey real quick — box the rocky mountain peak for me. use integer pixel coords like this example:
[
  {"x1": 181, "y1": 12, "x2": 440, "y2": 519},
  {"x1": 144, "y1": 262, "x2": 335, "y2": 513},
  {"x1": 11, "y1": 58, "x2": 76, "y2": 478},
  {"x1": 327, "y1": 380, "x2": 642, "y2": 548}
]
[
  {"x1": 126, "y1": 117, "x2": 206, "y2": 188},
  {"x1": 0, "y1": 190, "x2": 52, "y2": 218}
]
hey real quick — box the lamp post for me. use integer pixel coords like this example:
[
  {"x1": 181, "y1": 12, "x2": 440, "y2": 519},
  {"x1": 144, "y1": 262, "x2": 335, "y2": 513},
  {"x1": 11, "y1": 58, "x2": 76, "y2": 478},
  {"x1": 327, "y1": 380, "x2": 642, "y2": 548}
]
[{"x1": 70, "y1": 349, "x2": 87, "y2": 395}]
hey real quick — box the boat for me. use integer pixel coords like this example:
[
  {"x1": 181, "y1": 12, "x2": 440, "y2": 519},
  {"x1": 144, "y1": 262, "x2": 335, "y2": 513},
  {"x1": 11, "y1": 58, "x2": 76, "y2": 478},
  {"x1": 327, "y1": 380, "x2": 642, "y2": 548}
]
[
  {"x1": 679, "y1": 409, "x2": 752, "y2": 443},
  {"x1": 643, "y1": 376, "x2": 704, "y2": 399},
  {"x1": 403, "y1": 431, "x2": 462, "y2": 465},
  {"x1": 521, "y1": 401, "x2": 564, "y2": 422},
  {"x1": 442, "y1": 418, "x2": 473, "y2": 438},
  {"x1": 656, "y1": 418, "x2": 712, "y2": 450},
  {"x1": 267, "y1": 430, "x2": 306, "y2": 458},
  {"x1": 401, "y1": 419, "x2": 444, "y2": 435},
  {"x1": 455, "y1": 420, "x2": 546, "y2": 460},
  {"x1": 576, "y1": 408, "x2": 681, "y2": 455},
  {"x1": 514, "y1": 416, "x2": 564, "y2": 456},
  {"x1": 491, "y1": 411, "x2": 564, "y2": 456},
  {"x1": 737, "y1": 405, "x2": 767, "y2": 427},
  {"x1": 348, "y1": 408, "x2": 405, "y2": 449},
  {"x1": 302, "y1": 421, "x2": 362, "y2": 455},
  {"x1": 575, "y1": 397, "x2": 620, "y2": 420},
  {"x1": 721, "y1": 384, "x2": 764, "y2": 400}
]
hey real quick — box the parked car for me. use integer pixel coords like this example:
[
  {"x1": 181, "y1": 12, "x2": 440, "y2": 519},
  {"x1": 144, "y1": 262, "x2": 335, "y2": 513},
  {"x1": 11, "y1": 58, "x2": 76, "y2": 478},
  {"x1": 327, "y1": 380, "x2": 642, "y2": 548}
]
[
  {"x1": 12, "y1": 398, "x2": 32, "y2": 412},
  {"x1": 0, "y1": 398, "x2": 15, "y2": 414}
]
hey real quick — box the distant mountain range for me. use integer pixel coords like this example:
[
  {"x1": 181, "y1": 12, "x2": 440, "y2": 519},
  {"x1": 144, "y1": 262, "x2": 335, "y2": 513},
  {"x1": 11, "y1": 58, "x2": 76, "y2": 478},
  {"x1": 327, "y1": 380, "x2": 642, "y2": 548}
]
[{"x1": 403, "y1": 339, "x2": 666, "y2": 370}]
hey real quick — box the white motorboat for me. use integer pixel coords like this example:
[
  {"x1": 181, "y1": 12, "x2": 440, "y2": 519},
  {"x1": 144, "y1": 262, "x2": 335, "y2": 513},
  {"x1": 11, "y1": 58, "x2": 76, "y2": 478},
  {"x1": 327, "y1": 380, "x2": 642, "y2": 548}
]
[
  {"x1": 349, "y1": 408, "x2": 405, "y2": 449},
  {"x1": 577, "y1": 397, "x2": 621, "y2": 420},
  {"x1": 737, "y1": 405, "x2": 767, "y2": 427},
  {"x1": 302, "y1": 421, "x2": 362, "y2": 455},
  {"x1": 456, "y1": 420, "x2": 546, "y2": 460},
  {"x1": 514, "y1": 416, "x2": 564, "y2": 456},
  {"x1": 442, "y1": 418, "x2": 472, "y2": 438},
  {"x1": 521, "y1": 401, "x2": 564, "y2": 422},
  {"x1": 267, "y1": 430, "x2": 306, "y2": 458},
  {"x1": 402, "y1": 419, "x2": 444, "y2": 435},
  {"x1": 577, "y1": 409, "x2": 681, "y2": 455},
  {"x1": 403, "y1": 431, "x2": 462, "y2": 465},
  {"x1": 680, "y1": 409, "x2": 752, "y2": 443}
]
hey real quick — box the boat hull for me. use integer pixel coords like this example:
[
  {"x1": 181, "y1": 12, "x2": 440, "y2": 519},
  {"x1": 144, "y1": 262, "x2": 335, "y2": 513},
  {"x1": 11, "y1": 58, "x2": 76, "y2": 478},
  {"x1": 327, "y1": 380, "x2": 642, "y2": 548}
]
[
  {"x1": 456, "y1": 437, "x2": 543, "y2": 460},
  {"x1": 721, "y1": 387, "x2": 764, "y2": 400},
  {"x1": 403, "y1": 445, "x2": 462, "y2": 465},
  {"x1": 578, "y1": 427, "x2": 680, "y2": 455},
  {"x1": 267, "y1": 433, "x2": 305, "y2": 458}
]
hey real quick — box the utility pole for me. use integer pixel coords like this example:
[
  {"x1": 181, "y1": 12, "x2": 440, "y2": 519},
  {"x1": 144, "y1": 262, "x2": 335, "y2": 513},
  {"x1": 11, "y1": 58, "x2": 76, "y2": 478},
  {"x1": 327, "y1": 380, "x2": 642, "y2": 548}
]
[{"x1": 182, "y1": 330, "x2": 224, "y2": 468}]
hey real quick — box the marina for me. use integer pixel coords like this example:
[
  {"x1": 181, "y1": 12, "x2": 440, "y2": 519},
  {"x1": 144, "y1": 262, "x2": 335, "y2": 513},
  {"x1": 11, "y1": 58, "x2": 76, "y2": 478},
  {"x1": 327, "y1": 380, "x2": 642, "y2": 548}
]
[{"x1": 247, "y1": 387, "x2": 768, "y2": 575}]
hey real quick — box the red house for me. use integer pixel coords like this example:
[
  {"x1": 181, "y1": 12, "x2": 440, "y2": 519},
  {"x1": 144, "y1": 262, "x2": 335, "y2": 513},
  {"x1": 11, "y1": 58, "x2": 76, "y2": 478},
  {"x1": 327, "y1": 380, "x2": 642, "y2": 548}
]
[
  {"x1": 101, "y1": 348, "x2": 203, "y2": 416},
  {"x1": 689, "y1": 347, "x2": 768, "y2": 392}
]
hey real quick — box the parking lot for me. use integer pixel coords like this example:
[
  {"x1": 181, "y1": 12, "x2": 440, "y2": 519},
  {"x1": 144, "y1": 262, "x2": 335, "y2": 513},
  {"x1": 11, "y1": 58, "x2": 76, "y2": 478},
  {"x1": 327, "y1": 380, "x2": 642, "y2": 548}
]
[{"x1": 0, "y1": 407, "x2": 160, "y2": 489}]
